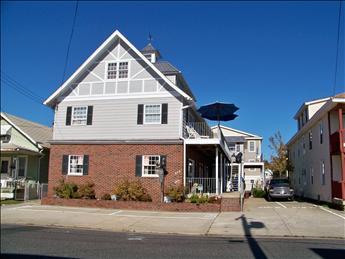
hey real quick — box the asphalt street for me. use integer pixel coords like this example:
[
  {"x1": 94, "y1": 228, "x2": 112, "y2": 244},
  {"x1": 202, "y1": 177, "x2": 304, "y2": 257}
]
[{"x1": 1, "y1": 224, "x2": 345, "y2": 259}]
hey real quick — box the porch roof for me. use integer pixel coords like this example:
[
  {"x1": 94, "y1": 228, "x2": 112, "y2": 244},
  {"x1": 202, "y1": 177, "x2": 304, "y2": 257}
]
[{"x1": 184, "y1": 138, "x2": 231, "y2": 160}]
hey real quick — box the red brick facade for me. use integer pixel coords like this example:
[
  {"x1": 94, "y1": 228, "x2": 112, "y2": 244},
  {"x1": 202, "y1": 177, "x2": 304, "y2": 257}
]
[{"x1": 48, "y1": 144, "x2": 184, "y2": 202}]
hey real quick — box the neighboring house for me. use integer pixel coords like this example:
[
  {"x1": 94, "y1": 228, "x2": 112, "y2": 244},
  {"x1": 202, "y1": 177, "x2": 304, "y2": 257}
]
[
  {"x1": 44, "y1": 30, "x2": 235, "y2": 201},
  {"x1": 0, "y1": 112, "x2": 52, "y2": 197},
  {"x1": 287, "y1": 94, "x2": 345, "y2": 204},
  {"x1": 212, "y1": 125, "x2": 264, "y2": 191}
]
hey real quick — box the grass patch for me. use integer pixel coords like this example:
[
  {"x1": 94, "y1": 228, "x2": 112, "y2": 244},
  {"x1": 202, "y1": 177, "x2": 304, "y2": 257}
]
[{"x1": 0, "y1": 199, "x2": 23, "y2": 205}]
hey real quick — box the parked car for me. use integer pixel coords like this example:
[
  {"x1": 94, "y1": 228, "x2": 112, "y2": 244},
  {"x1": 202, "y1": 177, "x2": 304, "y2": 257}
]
[{"x1": 265, "y1": 178, "x2": 294, "y2": 201}]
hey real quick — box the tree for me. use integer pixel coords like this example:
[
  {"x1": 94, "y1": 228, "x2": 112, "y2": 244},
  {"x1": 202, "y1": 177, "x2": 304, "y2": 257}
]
[{"x1": 266, "y1": 131, "x2": 293, "y2": 177}]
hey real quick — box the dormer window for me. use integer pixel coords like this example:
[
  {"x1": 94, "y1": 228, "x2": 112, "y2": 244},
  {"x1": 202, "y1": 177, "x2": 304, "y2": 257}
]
[{"x1": 107, "y1": 62, "x2": 128, "y2": 79}]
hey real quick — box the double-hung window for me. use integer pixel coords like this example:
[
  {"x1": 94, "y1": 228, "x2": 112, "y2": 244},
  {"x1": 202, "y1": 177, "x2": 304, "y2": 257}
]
[
  {"x1": 142, "y1": 155, "x2": 160, "y2": 177},
  {"x1": 144, "y1": 104, "x2": 161, "y2": 124},
  {"x1": 248, "y1": 141, "x2": 255, "y2": 152},
  {"x1": 72, "y1": 106, "x2": 88, "y2": 125},
  {"x1": 68, "y1": 155, "x2": 84, "y2": 175},
  {"x1": 107, "y1": 63, "x2": 117, "y2": 79},
  {"x1": 118, "y1": 62, "x2": 128, "y2": 78},
  {"x1": 309, "y1": 131, "x2": 313, "y2": 150},
  {"x1": 319, "y1": 123, "x2": 323, "y2": 144},
  {"x1": 107, "y1": 62, "x2": 128, "y2": 79}
]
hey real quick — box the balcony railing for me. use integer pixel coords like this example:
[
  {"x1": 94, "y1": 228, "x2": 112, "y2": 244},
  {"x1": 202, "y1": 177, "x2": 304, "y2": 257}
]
[
  {"x1": 183, "y1": 121, "x2": 214, "y2": 139},
  {"x1": 185, "y1": 177, "x2": 216, "y2": 194}
]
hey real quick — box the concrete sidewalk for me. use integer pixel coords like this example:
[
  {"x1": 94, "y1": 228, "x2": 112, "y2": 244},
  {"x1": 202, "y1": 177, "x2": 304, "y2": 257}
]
[{"x1": 1, "y1": 199, "x2": 344, "y2": 239}]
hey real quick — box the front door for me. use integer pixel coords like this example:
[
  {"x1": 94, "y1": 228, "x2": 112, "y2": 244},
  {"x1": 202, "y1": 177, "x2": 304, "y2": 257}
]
[{"x1": 0, "y1": 157, "x2": 11, "y2": 176}]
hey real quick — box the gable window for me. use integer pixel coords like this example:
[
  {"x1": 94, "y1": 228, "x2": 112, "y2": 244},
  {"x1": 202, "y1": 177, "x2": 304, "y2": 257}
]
[
  {"x1": 118, "y1": 62, "x2": 128, "y2": 78},
  {"x1": 144, "y1": 104, "x2": 161, "y2": 124},
  {"x1": 107, "y1": 62, "x2": 128, "y2": 79},
  {"x1": 321, "y1": 161, "x2": 325, "y2": 185},
  {"x1": 107, "y1": 63, "x2": 117, "y2": 79},
  {"x1": 319, "y1": 123, "x2": 323, "y2": 144},
  {"x1": 72, "y1": 106, "x2": 88, "y2": 125},
  {"x1": 142, "y1": 155, "x2": 160, "y2": 177},
  {"x1": 308, "y1": 131, "x2": 313, "y2": 150},
  {"x1": 248, "y1": 141, "x2": 255, "y2": 152},
  {"x1": 0, "y1": 134, "x2": 11, "y2": 143},
  {"x1": 68, "y1": 155, "x2": 84, "y2": 175}
]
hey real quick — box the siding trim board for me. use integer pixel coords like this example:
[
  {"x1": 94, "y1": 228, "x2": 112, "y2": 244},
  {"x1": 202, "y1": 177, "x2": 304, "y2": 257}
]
[{"x1": 49, "y1": 140, "x2": 183, "y2": 145}]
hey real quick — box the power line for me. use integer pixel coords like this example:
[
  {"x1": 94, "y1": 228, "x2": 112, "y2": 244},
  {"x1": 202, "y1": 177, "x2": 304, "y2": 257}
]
[
  {"x1": 333, "y1": 0, "x2": 343, "y2": 96},
  {"x1": 1, "y1": 71, "x2": 44, "y2": 100},
  {"x1": 61, "y1": 0, "x2": 79, "y2": 84}
]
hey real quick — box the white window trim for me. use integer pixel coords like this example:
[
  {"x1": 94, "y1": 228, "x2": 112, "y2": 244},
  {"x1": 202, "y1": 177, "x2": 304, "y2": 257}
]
[
  {"x1": 105, "y1": 61, "x2": 130, "y2": 82},
  {"x1": 68, "y1": 155, "x2": 84, "y2": 176},
  {"x1": 142, "y1": 155, "x2": 160, "y2": 177},
  {"x1": 72, "y1": 106, "x2": 88, "y2": 126},
  {"x1": 17, "y1": 155, "x2": 28, "y2": 178},
  {"x1": 248, "y1": 141, "x2": 256, "y2": 152},
  {"x1": 143, "y1": 104, "x2": 162, "y2": 124}
]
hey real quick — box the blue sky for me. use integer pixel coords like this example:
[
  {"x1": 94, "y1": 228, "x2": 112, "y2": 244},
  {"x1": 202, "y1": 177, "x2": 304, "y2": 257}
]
[{"x1": 1, "y1": 1, "x2": 344, "y2": 159}]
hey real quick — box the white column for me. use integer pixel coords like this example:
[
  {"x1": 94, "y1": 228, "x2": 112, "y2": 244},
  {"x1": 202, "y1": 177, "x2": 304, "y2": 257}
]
[
  {"x1": 215, "y1": 147, "x2": 219, "y2": 195},
  {"x1": 183, "y1": 141, "x2": 186, "y2": 187},
  {"x1": 220, "y1": 153, "x2": 223, "y2": 194}
]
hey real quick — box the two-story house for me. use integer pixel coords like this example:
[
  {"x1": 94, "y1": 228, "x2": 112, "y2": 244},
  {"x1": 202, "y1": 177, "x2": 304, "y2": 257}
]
[
  {"x1": 212, "y1": 125, "x2": 264, "y2": 192},
  {"x1": 287, "y1": 94, "x2": 345, "y2": 204},
  {"x1": 44, "y1": 30, "x2": 234, "y2": 201},
  {"x1": 1, "y1": 112, "x2": 51, "y2": 199}
]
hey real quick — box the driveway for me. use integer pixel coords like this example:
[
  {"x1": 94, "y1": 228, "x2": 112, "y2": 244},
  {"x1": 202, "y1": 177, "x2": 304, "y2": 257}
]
[{"x1": 1, "y1": 199, "x2": 344, "y2": 238}]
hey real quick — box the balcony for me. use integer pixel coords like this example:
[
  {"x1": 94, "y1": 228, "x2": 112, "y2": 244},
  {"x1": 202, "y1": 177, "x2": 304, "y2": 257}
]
[
  {"x1": 183, "y1": 121, "x2": 214, "y2": 139},
  {"x1": 330, "y1": 129, "x2": 345, "y2": 154}
]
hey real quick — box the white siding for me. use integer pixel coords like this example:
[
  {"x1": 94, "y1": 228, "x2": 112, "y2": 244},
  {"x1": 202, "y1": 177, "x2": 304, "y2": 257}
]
[{"x1": 53, "y1": 96, "x2": 182, "y2": 140}]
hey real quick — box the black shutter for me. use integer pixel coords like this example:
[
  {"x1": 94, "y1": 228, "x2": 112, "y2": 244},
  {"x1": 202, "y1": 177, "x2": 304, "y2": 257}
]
[
  {"x1": 161, "y1": 155, "x2": 167, "y2": 172},
  {"x1": 137, "y1": 104, "x2": 144, "y2": 125},
  {"x1": 83, "y1": 155, "x2": 89, "y2": 175},
  {"x1": 87, "y1": 106, "x2": 93, "y2": 125},
  {"x1": 161, "y1": 103, "x2": 168, "y2": 124},
  {"x1": 62, "y1": 155, "x2": 69, "y2": 175},
  {"x1": 135, "y1": 155, "x2": 142, "y2": 177},
  {"x1": 66, "y1": 107, "x2": 72, "y2": 126}
]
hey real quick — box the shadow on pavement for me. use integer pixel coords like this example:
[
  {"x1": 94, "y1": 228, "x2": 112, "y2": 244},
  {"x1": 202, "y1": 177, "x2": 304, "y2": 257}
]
[
  {"x1": 236, "y1": 214, "x2": 267, "y2": 259},
  {"x1": 311, "y1": 248, "x2": 345, "y2": 259},
  {"x1": 2, "y1": 254, "x2": 74, "y2": 259}
]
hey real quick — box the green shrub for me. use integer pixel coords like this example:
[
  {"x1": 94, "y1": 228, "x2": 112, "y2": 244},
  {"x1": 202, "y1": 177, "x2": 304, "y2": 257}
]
[
  {"x1": 54, "y1": 179, "x2": 79, "y2": 199},
  {"x1": 189, "y1": 194, "x2": 209, "y2": 204},
  {"x1": 78, "y1": 182, "x2": 96, "y2": 199},
  {"x1": 100, "y1": 193, "x2": 111, "y2": 200},
  {"x1": 113, "y1": 179, "x2": 152, "y2": 202},
  {"x1": 165, "y1": 185, "x2": 185, "y2": 202},
  {"x1": 252, "y1": 188, "x2": 266, "y2": 198}
]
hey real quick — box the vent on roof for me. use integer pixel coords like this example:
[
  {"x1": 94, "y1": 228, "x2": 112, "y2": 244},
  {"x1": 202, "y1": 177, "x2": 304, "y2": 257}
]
[{"x1": 141, "y1": 43, "x2": 161, "y2": 63}]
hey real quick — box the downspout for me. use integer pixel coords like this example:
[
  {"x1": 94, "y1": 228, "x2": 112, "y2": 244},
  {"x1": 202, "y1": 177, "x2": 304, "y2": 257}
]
[{"x1": 181, "y1": 103, "x2": 193, "y2": 187}]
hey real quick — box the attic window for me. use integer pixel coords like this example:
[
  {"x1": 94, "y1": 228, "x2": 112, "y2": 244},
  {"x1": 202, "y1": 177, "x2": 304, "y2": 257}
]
[
  {"x1": 0, "y1": 134, "x2": 11, "y2": 143},
  {"x1": 107, "y1": 63, "x2": 117, "y2": 79},
  {"x1": 118, "y1": 62, "x2": 128, "y2": 78}
]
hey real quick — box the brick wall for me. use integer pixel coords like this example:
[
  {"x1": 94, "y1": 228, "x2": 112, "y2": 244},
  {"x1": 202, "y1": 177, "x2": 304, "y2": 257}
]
[
  {"x1": 41, "y1": 197, "x2": 222, "y2": 212},
  {"x1": 48, "y1": 144, "x2": 184, "y2": 202}
]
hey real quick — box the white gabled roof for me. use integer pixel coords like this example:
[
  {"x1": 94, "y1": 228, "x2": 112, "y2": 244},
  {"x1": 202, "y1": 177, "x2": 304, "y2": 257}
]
[
  {"x1": 212, "y1": 125, "x2": 262, "y2": 139},
  {"x1": 293, "y1": 97, "x2": 330, "y2": 119},
  {"x1": 44, "y1": 30, "x2": 193, "y2": 107}
]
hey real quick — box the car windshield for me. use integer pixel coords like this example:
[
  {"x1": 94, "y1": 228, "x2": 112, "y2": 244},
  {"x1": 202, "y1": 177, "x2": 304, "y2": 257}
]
[{"x1": 270, "y1": 179, "x2": 289, "y2": 186}]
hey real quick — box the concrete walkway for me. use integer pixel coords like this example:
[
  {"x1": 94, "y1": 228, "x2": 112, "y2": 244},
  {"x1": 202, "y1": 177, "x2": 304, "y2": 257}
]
[{"x1": 1, "y1": 198, "x2": 344, "y2": 238}]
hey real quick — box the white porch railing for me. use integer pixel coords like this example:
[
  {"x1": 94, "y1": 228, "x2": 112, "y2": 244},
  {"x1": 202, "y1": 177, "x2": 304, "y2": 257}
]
[
  {"x1": 186, "y1": 177, "x2": 216, "y2": 194},
  {"x1": 183, "y1": 121, "x2": 214, "y2": 139}
]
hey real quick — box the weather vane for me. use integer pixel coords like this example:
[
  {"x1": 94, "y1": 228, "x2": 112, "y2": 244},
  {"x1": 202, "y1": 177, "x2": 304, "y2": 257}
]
[{"x1": 148, "y1": 32, "x2": 153, "y2": 43}]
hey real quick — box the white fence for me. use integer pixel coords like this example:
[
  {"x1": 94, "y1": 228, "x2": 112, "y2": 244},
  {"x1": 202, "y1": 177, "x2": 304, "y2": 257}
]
[
  {"x1": 0, "y1": 180, "x2": 48, "y2": 201},
  {"x1": 186, "y1": 177, "x2": 216, "y2": 194}
]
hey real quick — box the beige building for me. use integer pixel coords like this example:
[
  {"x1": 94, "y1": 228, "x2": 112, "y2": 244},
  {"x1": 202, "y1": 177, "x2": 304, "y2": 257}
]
[{"x1": 287, "y1": 94, "x2": 345, "y2": 204}]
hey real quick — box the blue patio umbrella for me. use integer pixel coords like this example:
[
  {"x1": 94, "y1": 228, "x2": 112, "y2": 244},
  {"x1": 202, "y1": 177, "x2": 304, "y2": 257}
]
[{"x1": 197, "y1": 102, "x2": 239, "y2": 125}]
